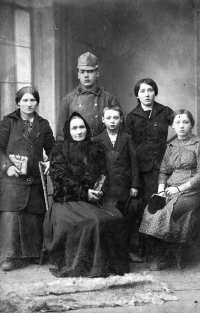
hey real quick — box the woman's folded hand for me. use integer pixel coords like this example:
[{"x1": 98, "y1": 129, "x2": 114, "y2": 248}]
[
  {"x1": 41, "y1": 161, "x2": 50, "y2": 175},
  {"x1": 7, "y1": 165, "x2": 21, "y2": 177},
  {"x1": 165, "y1": 186, "x2": 179, "y2": 196},
  {"x1": 88, "y1": 189, "x2": 103, "y2": 202}
]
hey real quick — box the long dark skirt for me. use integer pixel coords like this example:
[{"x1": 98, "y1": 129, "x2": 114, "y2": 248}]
[
  {"x1": 0, "y1": 209, "x2": 45, "y2": 262},
  {"x1": 140, "y1": 190, "x2": 200, "y2": 243},
  {"x1": 43, "y1": 200, "x2": 129, "y2": 277},
  {"x1": 140, "y1": 169, "x2": 160, "y2": 207}
]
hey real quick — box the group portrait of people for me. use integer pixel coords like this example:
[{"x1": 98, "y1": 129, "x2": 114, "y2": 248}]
[{"x1": 0, "y1": 51, "x2": 200, "y2": 277}]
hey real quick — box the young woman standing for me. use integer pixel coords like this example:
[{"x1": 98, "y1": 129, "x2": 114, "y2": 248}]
[{"x1": 126, "y1": 78, "x2": 173, "y2": 259}]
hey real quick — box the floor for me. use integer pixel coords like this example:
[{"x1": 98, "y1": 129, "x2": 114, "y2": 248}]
[{"x1": 1, "y1": 239, "x2": 200, "y2": 313}]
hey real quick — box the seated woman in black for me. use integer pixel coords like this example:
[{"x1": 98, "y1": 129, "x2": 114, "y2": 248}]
[{"x1": 43, "y1": 112, "x2": 129, "y2": 277}]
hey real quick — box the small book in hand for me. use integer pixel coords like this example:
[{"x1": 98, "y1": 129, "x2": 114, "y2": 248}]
[
  {"x1": 94, "y1": 175, "x2": 106, "y2": 193},
  {"x1": 148, "y1": 193, "x2": 167, "y2": 214},
  {"x1": 9, "y1": 154, "x2": 28, "y2": 175}
]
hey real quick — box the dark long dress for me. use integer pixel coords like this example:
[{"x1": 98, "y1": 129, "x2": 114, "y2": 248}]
[{"x1": 43, "y1": 112, "x2": 129, "y2": 277}]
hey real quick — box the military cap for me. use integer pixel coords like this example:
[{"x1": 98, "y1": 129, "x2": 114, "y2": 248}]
[{"x1": 77, "y1": 52, "x2": 98, "y2": 69}]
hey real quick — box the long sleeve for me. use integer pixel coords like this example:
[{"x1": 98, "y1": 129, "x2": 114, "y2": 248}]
[
  {"x1": 43, "y1": 120, "x2": 56, "y2": 157},
  {"x1": 125, "y1": 113, "x2": 134, "y2": 138},
  {"x1": 188, "y1": 143, "x2": 200, "y2": 189},
  {"x1": 56, "y1": 96, "x2": 70, "y2": 141},
  {"x1": 127, "y1": 137, "x2": 140, "y2": 188},
  {"x1": 0, "y1": 117, "x2": 13, "y2": 175}
]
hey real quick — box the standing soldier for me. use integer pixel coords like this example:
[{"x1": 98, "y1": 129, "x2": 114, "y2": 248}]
[{"x1": 56, "y1": 52, "x2": 124, "y2": 140}]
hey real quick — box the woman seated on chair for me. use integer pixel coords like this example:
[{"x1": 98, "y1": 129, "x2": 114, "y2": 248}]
[
  {"x1": 0, "y1": 86, "x2": 55, "y2": 271},
  {"x1": 43, "y1": 112, "x2": 129, "y2": 278},
  {"x1": 139, "y1": 109, "x2": 200, "y2": 270}
]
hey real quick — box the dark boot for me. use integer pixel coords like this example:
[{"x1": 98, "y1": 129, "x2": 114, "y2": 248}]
[
  {"x1": 173, "y1": 243, "x2": 184, "y2": 270},
  {"x1": 138, "y1": 234, "x2": 147, "y2": 258},
  {"x1": 149, "y1": 239, "x2": 172, "y2": 271}
]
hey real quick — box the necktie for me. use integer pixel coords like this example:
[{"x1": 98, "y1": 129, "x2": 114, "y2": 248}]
[{"x1": 25, "y1": 120, "x2": 33, "y2": 135}]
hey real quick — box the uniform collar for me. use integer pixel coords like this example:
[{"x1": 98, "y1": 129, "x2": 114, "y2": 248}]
[{"x1": 78, "y1": 83, "x2": 102, "y2": 95}]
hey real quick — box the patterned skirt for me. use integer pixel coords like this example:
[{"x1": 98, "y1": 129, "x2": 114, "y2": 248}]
[{"x1": 139, "y1": 190, "x2": 200, "y2": 243}]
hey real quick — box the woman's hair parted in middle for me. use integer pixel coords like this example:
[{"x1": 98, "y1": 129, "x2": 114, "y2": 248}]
[{"x1": 15, "y1": 86, "x2": 40, "y2": 105}]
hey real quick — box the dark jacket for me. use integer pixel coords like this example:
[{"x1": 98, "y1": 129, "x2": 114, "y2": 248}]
[
  {"x1": 56, "y1": 84, "x2": 123, "y2": 140},
  {"x1": 93, "y1": 129, "x2": 140, "y2": 202},
  {"x1": 50, "y1": 141, "x2": 107, "y2": 203},
  {"x1": 126, "y1": 102, "x2": 173, "y2": 172},
  {"x1": 0, "y1": 109, "x2": 55, "y2": 212}
]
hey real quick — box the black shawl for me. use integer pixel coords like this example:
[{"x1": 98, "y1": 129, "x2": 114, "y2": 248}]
[{"x1": 50, "y1": 112, "x2": 107, "y2": 202}]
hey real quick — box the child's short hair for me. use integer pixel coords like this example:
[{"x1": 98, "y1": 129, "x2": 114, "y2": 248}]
[{"x1": 102, "y1": 106, "x2": 123, "y2": 118}]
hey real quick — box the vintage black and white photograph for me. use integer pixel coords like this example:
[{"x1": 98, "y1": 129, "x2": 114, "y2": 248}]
[{"x1": 0, "y1": 0, "x2": 200, "y2": 312}]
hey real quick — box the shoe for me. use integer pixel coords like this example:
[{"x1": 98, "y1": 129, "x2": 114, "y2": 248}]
[
  {"x1": 49, "y1": 267, "x2": 63, "y2": 277},
  {"x1": 29, "y1": 257, "x2": 40, "y2": 265},
  {"x1": 1, "y1": 259, "x2": 15, "y2": 271},
  {"x1": 174, "y1": 246, "x2": 184, "y2": 270},
  {"x1": 129, "y1": 252, "x2": 143, "y2": 263}
]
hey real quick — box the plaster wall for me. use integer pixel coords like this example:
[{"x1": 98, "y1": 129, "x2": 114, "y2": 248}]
[
  {"x1": 57, "y1": 0, "x2": 196, "y2": 137},
  {"x1": 2, "y1": 0, "x2": 198, "y2": 137},
  {"x1": 32, "y1": 4, "x2": 56, "y2": 134}
]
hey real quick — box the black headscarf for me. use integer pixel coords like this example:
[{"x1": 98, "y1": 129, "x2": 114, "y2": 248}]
[
  {"x1": 63, "y1": 112, "x2": 91, "y2": 164},
  {"x1": 63, "y1": 112, "x2": 91, "y2": 142}
]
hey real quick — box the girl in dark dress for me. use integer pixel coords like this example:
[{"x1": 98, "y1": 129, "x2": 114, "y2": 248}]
[
  {"x1": 0, "y1": 86, "x2": 55, "y2": 271},
  {"x1": 43, "y1": 112, "x2": 129, "y2": 277},
  {"x1": 126, "y1": 78, "x2": 174, "y2": 259},
  {"x1": 126, "y1": 78, "x2": 173, "y2": 207}
]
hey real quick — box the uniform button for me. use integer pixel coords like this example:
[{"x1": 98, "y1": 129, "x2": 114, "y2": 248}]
[
  {"x1": 27, "y1": 178, "x2": 32, "y2": 182},
  {"x1": 154, "y1": 122, "x2": 157, "y2": 126},
  {"x1": 94, "y1": 103, "x2": 98, "y2": 106},
  {"x1": 29, "y1": 144, "x2": 33, "y2": 148},
  {"x1": 79, "y1": 104, "x2": 82, "y2": 107},
  {"x1": 95, "y1": 115, "x2": 98, "y2": 118}
]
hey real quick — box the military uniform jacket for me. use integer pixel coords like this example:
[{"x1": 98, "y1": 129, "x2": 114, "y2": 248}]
[
  {"x1": 0, "y1": 109, "x2": 55, "y2": 212},
  {"x1": 93, "y1": 129, "x2": 140, "y2": 202},
  {"x1": 56, "y1": 84, "x2": 123, "y2": 140},
  {"x1": 126, "y1": 102, "x2": 173, "y2": 173}
]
